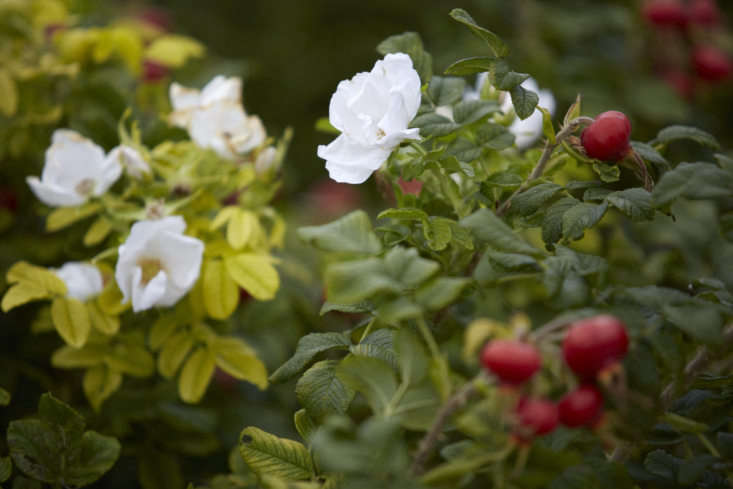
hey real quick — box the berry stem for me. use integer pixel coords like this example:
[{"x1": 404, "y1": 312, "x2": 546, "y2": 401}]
[
  {"x1": 496, "y1": 116, "x2": 593, "y2": 216},
  {"x1": 410, "y1": 374, "x2": 484, "y2": 476}
]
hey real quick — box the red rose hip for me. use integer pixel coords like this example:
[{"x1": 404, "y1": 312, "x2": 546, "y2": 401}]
[
  {"x1": 142, "y1": 59, "x2": 169, "y2": 83},
  {"x1": 558, "y1": 385, "x2": 604, "y2": 427},
  {"x1": 581, "y1": 111, "x2": 632, "y2": 161},
  {"x1": 480, "y1": 339, "x2": 541, "y2": 385},
  {"x1": 693, "y1": 46, "x2": 732, "y2": 82},
  {"x1": 690, "y1": 0, "x2": 721, "y2": 27},
  {"x1": 563, "y1": 315, "x2": 629, "y2": 379},
  {"x1": 642, "y1": 0, "x2": 689, "y2": 28},
  {"x1": 516, "y1": 398, "x2": 559, "y2": 438}
]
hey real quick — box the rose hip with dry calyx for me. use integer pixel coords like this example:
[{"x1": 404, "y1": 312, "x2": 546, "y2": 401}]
[
  {"x1": 558, "y1": 385, "x2": 604, "y2": 427},
  {"x1": 480, "y1": 339, "x2": 541, "y2": 385},
  {"x1": 581, "y1": 111, "x2": 632, "y2": 162},
  {"x1": 563, "y1": 315, "x2": 629, "y2": 379},
  {"x1": 516, "y1": 398, "x2": 559, "y2": 439}
]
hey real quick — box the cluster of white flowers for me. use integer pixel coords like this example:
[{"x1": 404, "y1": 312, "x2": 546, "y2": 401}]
[
  {"x1": 26, "y1": 130, "x2": 149, "y2": 208},
  {"x1": 169, "y1": 75, "x2": 266, "y2": 160},
  {"x1": 318, "y1": 53, "x2": 422, "y2": 184},
  {"x1": 465, "y1": 73, "x2": 556, "y2": 149}
]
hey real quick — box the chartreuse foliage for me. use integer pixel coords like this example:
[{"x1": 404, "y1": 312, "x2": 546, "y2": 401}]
[{"x1": 226, "y1": 8, "x2": 733, "y2": 489}]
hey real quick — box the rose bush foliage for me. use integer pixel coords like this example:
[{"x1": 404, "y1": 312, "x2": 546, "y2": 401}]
[{"x1": 0, "y1": 4, "x2": 732, "y2": 489}]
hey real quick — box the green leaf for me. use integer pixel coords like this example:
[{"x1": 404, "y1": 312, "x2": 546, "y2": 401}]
[
  {"x1": 0, "y1": 457, "x2": 11, "y2": 483},
  {"x1": 376, "y1": 32, "x2": 432, "y2": 83},
  {"x1": 492, "y1": 59, "x2": 530, "y2": 90},
  {"x1": 542, "y1": 197, "x2": 580, "y2": 245},
  {"x1": 294, "y1": 409, "x2": 317, "y2": 442},
  {"x1": 51, "y1": 297, "x2": 91, "y2": 348},
  {"x1": 325, "y1": 258, "x2": 401, "y2": 304},
  {"x1": 87, "y1": 301, "x2": 119, "y2": 335},
  {"x1": 2, "y1": 262, "x2": 67, "y2": 312},
  {"x1": 83, "y1": 365, "x2": 122, "y2": 411},
  {"x1": 138, "y1": 450, "x2": 184, "y2": 489},
  {"x1": 510, "y1": 183, "x2": 563, "y2": 216},
  {"x1": 655, "y1": 125, "x2": 719, "y2": 149},
  {"x1": 212, "y1": 337, "x2": 268, "y2": 390},
  {"x1": 350, "y1": 329, "x2": 398, "y2": 369},
  {"x1": 453, "y1": 100, "x2": 499, "y2": 126},
  {"x1": 376, "y1": 296, "x2": 422, "y2": 323},
  {"x1": 319, "y1": 301, "x2": 373, "y2": 315},
  {"x1": 460, "y1": 208, "x2": 541, "y2": 255},
  {"x1": 415, "y1": 277, "x2": 470, "y2": 310},
  {"x1": 644, "y1": 450, "x2": 678, "y2": 481},
  {"x1": 592, "y1": 162, "x2": 621, "y2": 183},
  {"x1": 663, "y1": 304, "x2": 722, "y2": 343},
  {"x1": 227, "y1": 210, "x2": 258, "y2": 250},
  {"x1": 66, "y1": 431, "x2": 121, "y2": 486},
  {"x1": 510, "y1": 84, "x2": 539, "y2": 120},
  {"x1": 0, "y1": 388, "x2": 9, "y2": 407},
  {"x1": 410, "y1": 112, "x2": 459, "y2": 137},
  {"x1": 270, "y1": 332, "x2": 351, "y2": 383},
  {"x1": 377, "y1": 208, "x2": 429, "y2": 222},
  {"x1": 630, "y1": 141, "x2": 670, "y2": 171},
  {"x1": 444, "y1": 56, "x2": 494, "y2": 76},
  {"x1": 178, "y1": 347, "x2": 216, "y2": 404},
  {"x1": 239, "y1": 427, "x2": 315, "y2": 481},
  {"x1": 652, "y1": 162, "x2": 733, "y2": 207},
  {"x1": 605, "y1": 188, "x2": 654, "y2": 221},
  {"x1": 336, "y1": 356, "x2": 398, "y2": 415},
  {"x1": 449, "y1": 8, "x2": 508, "y2": 57},
  {"x1": 83, "y1": 217, "x2": 112, "y2": 247},
  {"x1": 158, "y1": 331, "x2": 195, "y2": 379},
  {"x1": 225, "y1": 253, "x2": 279, "y2": 301},
  {"x1": 383, "y1": 247, "x2": 440, "y2": 288},
  {"x1": 51, "y1": 345, "x2": 106, "y2": 369},
  {"x1": 149, "y1": 316, "x2": 179, "y2": 351},
  {"x1": 0, "y1": 69, "x2": 18, "y2": 117},
  {"x1": 394, "y1": 329, "x2": 428, "y2": 387},
  {"x1": 295, "y1": 361, "x2": 355, "y2": 422},
  {"x1": 203, "y1": 260, "x2": 239, "y2": 320},
  {"x1": 145, "y1": 34, "x2": 204, "y2": 68},
  {"x1": 424, "y1": 217, "x2": 453, "y2": 251},
  {"x1": 427, "y1": 76, "x2": 466, "y2": 106},
  {"x1": 298, "y1": 210, "x2": 382, "y2": 255},
  {"x1": 476, "y1": 123, "x2": 515, "y2": 150},
  {"x1": 561, "y1": 201, "x2": 608, "y2": 241},
  {"x1": 46, "y1": 203, "x2": 101, "y2": 232},
  {"x1": 104, "y1": 342, "x2": 154, "y2": 377}
]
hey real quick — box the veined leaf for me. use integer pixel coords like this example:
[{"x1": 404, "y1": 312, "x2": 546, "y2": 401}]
[
  {"x1": 239, "y1": 427, "x2": 315, "y2": 481},
  {"x1": 298, "y1": 210, "x2": 381, "y2": 255},
  {"x1": 225, "y1": 253, "x2": 279, "y2": 301},
  {"x1": 51, "y1": 297, "x2": 91, "y2": 348},
  {"x1": 178, "y1": 347, "x2": 215, "y2": 404},
  {"x1": 212, "y1": 337, "x2": 268, "y2": 389},
  {"x1": 203, "y1": 260, "x2": 239, "y2": 320},
  {"x1": 269, "y1": 332, "x2": 351, "y2": 383},
  {"x1": 295, "y1": 361, "x2": 355, "y2": 422}
]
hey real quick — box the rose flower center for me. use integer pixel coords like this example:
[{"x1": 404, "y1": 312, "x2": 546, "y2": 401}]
[{"x1": 137, "y1": 259, "x2": 164, "y2": 285}]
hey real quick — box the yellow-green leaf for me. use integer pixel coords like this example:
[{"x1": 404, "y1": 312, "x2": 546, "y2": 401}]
[
  {"x1": 83, "y1": 365, "x2": 122, "y2": 411},
  {"x1": 104, "y1": 342, "x2": 154, "y2": 377},
  {"x1": 211, "y1": 206, "x2": 238, "y2": 231},
  {"x1": 97, "y1": 282, "x2": 128, "y2": 315},
  {"x1": 2, "y1": 283, "x2": 49, "y2": 312},
  {"x1": 227, "y1": 210, "x2": 259, "y2": 250},
  {"x1": 0, "y1": 69, "x2": 18, "y2": 117},
  {"x1": 178, "y1": 347, "x2": 215, "y2": 404},
  {"x1": 88, "y1": 302, "x2": 119, "y2": 335},
  {"x1": 158, "y1": 331, "x2": 194, "y2": 379},
  {"x1": 51, "y1": 345, "x2": 106, "y2": 369},
  {"x1": 203, "y1": 260, "x2": 239, "y2": 320},
  {"x1": 145, "y1": 35, "x2": 205, "y2": 68},
  {"x1": 46, "y1": 202, "x2": 101, "y2": 232},
  {"x1": 225, "y1": 253, "x2": 279, "y2": 301},
  {"x1": 212, "y1": 337, "x2": 268, "y2": 390},
  {"x1": 149, "y1": 315, "x2": 179, "y2": 351},
  {"x1": 84, "y1": 217, "x2": 112, "y2": 247},
  {"x1": 239, "y1": 427, "x2": 315, "y2": 481},
  {"x1": 2, "y1": 262, "x2": 67, "y2": 312},
  {"x1": 51, "y1": 297, "x2": 91, "y2": 348}
]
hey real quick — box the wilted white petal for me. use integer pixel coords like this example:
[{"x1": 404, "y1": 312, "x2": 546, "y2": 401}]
[
  {"x1": 169, "y1": 82, "x2": 201, "y2": 128},
  {"x1": 107, "y1": 145, "x2": 150, "y2": 179},
  {"x1": 54, "y1": 262, "x2": 104, "y2": 301},
  {"x1": 115, "y1": 216, "x2": 204, "y2": 312},
  {"x1": 319, "y1": 52, "x2": 422, "y2": 184}
]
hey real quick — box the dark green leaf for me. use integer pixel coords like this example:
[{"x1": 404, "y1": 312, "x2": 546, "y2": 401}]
[
  {"x1": 296, "y1": 361, "x2": 355, "y2": 422},
  {"x1": 510, "y1": 183, "x2": 563, "y2": 216},
  {"x1": 606, "y1": 188, "x2": 654, "y2": 221},
  {"x1": 476, "y1": 123, "x2": 515, "y2": 150},
  {"x1": 0, "y1": 388, "x2": 9, "y2": 406},
  {"x1": 652, "y1": 162, "x2": 733, "y2": 207},
  {"x1": 377, "y1": 32, "x2": 433, "y2": 83},
  {"x1": 542, "y1": 197, "x2": 580, "y2": 245},
  {"x1": 509, "y1": 84, "x2": 539, "y2": 120},
  {"x1": 655, "y1": 125, "x2": 719, "y2": 149},
  {"x1": 460, "y1": 208, "x2": 541, "y2": 256},
  {"x1": 453, "y1": 100, "x2": 499, "y2": 126},
  {"x1": 298, "y1": 210, "x2": 382, "y2": 255},
  {"x1": 336, "y1": 356, "x2": 398, "y2": 415},
  {"x1": 410, "y1": 113, "x2": 459, "y2": 137},
  {"x1": 415, "y1": 278, "x2": 470, "y2": 310},
  {"x1": 644, "y1": 450, "x2": 678, "y2": 481},
  {"x1": 0, "y1": 457, "x2": 11, "y2": 483},
  {"x1": 562, "y1": 201, "x2": 608, "y2": 241},
  {"x1": 444, "y1": 56, "x2": 494, "y2": 76},
  {"x1": 492, "y1": 60, "x2": 530, "y2": 90},
  {"x1": 449, "y1": 8, "x2": 508, "y2": 57},
  {"x1": 269, "y1": 332, "x2": 351, "y2": 383},
  {"x1": 394, "y1": 329, "x2": 428, "y2": 387},
  {"x1": 66, "y1": 431, "x2": 120, "y2": 487},
  {"x1": 427, "y1": 76, "x2": 465, "y2": 106}
]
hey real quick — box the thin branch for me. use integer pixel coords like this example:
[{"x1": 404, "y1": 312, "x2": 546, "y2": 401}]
[{"x1": 410, "y1": 376, "x2": 482, "y2": 476}]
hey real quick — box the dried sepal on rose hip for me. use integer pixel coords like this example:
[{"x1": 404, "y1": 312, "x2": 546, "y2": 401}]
[
  {"x1": 580, "y1": 111, "x2": 632, "y2": 162},
  {"x1": 558, "y1": 384, "x2": 604, "y2": 428},
  {"x1": 562, "y1": 315, "x2": 629, "y2": 379},
  {"x1": 480, "y1": 339, "x2": 541, "y2": 385}
]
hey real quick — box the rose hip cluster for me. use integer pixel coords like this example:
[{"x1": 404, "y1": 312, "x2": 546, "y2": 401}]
[
  {"x1": 480, "y1": 315, "x2": 629, "y2": 440},
  {"x1": 643, "y1": 0, "x2": 731, "y2": 94}
]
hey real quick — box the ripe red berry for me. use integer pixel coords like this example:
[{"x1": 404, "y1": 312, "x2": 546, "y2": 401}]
[
  {"x1": 581, "y1": 111, "x2": 632, "y2": 161},
  {"x1": 558, "y1": 385, "x2": 604, "y2": 427},
  {"x1": 642, "y1": 0, "x2": 689, "y2": 29},
  {"x1": 142, "y1": 59, "x2": 169, "y2": 83},
  {"x1": 690, "y1": 0, "x2": 721, "y2": 27},
  {"x1": 516, "y1": 398, "x2": 559, "y2": 438},
  {"x1": 480, "y1": 340, "x2": 541, "y2": 385},
  {"x1": 563, "y1": 315, "x2": 629, "y2": 379},
  {"x1": 693, "y1": 46, "x2": 732, "y2": 82}
]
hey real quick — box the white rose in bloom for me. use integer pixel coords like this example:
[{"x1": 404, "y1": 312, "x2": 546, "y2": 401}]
[
  {"x1": 500, "y1": 77, "x2": 556, "y2": 149},
  {"x1": 54, "y1": 262, "x2": 104, "y2": 302},
  {"x1": 115, "y1": 216, "x2": 204, "y2": 312},
  {"x1": 107, "y1": 145, "x2": 151, "y2": 179},
  {"x1": 26, "y1": 130, "x2": 122, "y2": 207},
  {"x1": 318, "y1": 53, "x2": 422, "y2": 184},
  {"x1": 169, "y1": 75, "x2": 266, "y2": 159}
]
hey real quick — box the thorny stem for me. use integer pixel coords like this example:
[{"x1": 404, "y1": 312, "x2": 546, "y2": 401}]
[
  {"x1": 496, "y1": 116, "x2": 594, "y2": 216},
  {"x1": 410, "y1": 375, "x2": 483, "y2": 476}
]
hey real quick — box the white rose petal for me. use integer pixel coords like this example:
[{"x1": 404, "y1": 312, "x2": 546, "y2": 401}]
[
  {"x1": 107, "y1": 145, "x2": 151, "y2": 179},
  {"x1": 169, "y1": 75, "x2": 265, "y2": 159},
  {"x1": 26, "y1": 129, "x2": 122, "y2": 207},
  {"x1": 115, "y1": 216, "x2": 204, "y2": 312},
  {"x1": 318, "y1": 52, "x2": 422, "y2": 184},
  {"x1": 500, "y1": 77, "x2": 556, "y2": 149},
  {"x1": 54, "y1": 262, "x2": 104, "y2": 302},
  {"x1": 254, "y1": 146, "x2": 278, "y2": 174}
]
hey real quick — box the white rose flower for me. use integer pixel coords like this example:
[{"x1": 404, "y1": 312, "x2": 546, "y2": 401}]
[
  {"x1": 26, "y1": 130, "x2": 122, "y2": 207},
  {"x1": 107, "y1": 145, "x2": 151, "y2": 179},
  {"x1": 500, "y1": 77, "x2": 556, "y2": 149},
  {"x1": 115, "y1": 216, "x2": 204, "y2": 312},
  {"x1": 317, "y1": 53, "x2": 422, "y2": 184},
  {"x1": 169, "y1": 75, "x2": 266, "y2": 160},
  {"x1": 54, "y1": 262, "x2": 104, "y2": 302}
]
